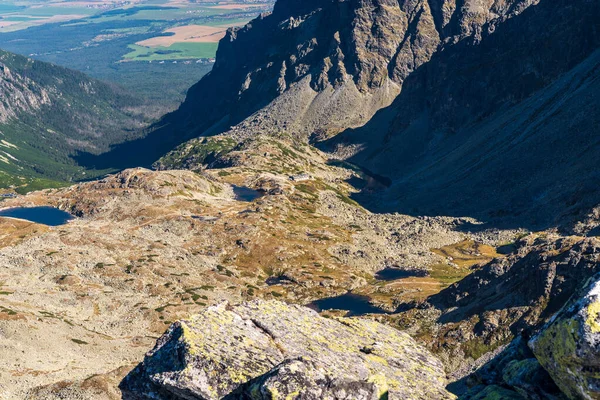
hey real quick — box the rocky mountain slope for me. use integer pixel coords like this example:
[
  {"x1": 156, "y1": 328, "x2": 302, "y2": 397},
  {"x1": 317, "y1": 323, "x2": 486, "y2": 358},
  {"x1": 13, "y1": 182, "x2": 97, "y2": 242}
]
[
  {"x1": 148, "y1": 0, "x2": 600, "y2": 233},
  {"x1": 0, "y1": 151, "x2": 517, "y2": 398},
  {"x1": 3, "y1": 148, "x2": 596, "y2": 399},
  {"x1": 175, "y1": 0, "x2": 540, "y2": 139},
  {"x1": 394, "y1": 234, "x2": 600, "y2": 374},
  {"x1": 87, "y1": 0, "x2": 542, "y2": 170},
  {"x1": 326, "y1": 0, "x2": 600, "y2": 229},
  {"x1": 2, "y1": 0, "x2": 600, "y2": 398},
  {"x1": 0, "y1": 50, "x2": 151, "y2": 190}
]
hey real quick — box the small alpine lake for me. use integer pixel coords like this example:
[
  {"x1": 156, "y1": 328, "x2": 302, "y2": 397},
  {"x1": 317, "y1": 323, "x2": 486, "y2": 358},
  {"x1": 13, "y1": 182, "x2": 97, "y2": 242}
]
[
  {"x1": 232, "y1": 185, "x2": 265, "y2": 202},
  {"x1": 307, "y1": 293, "x2": 389, "y2": 316},
  {"x1": 0, "y1": 206, "x2": 73, "y2": 226}
]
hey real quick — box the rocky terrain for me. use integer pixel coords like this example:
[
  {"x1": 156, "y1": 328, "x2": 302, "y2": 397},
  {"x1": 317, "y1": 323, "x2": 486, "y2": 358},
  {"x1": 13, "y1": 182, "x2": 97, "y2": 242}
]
[
  {"x1": 2, "y1": 152, "x2": 599, "y2": 399},
  {"x1": 147, "y1": 0, "x2": 600, "y2": 232},
  {"x1": 1, "y1": 0, "x2": 600, "y2": 398},
  {"x1": 122, "y1": 300, "x2": 452, "y2": 399},
  {"x1": 0, "y1": 157, "x2": 517, "y2": 398}
]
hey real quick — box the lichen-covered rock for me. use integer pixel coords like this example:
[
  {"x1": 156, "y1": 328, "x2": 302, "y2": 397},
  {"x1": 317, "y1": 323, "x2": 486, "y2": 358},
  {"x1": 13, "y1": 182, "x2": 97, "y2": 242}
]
[
  {"x1": 418, "y1": 236, "x2": 600, "y2": 373},
  {"x1": 465, "y1": 385, "x2": 524, "y2": 400},
  {"x1": 456, "y1": 337, "x2": 564, "y2": 400},
  {"x1": 121, "y1": 300, "x2": 454, "y2": 399},
  {"x1": 529, "y1": 275, "x2": 600, "y2": 399},
  {"x1": 501, "y1": 359, "x2": 557, "y2": 400}
]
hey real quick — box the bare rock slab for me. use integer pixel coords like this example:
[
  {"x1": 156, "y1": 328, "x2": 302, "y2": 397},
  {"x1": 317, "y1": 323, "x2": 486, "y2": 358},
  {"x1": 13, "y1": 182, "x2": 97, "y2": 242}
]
[
  {"x1": 121, "y1": 300, "x2": 453, "y2": 399},
  {"x1": 530, "y1": 274, "x2": 600, "y2": 399}
]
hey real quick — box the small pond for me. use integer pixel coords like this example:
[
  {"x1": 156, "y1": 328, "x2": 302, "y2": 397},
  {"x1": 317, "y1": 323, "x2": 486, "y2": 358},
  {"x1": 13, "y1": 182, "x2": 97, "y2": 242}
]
[
  {"x1": 308, "y1": 293, "x2": 388, "y2": 316},
  {"x1": 375, "y1": 267, "x2": 428, "y2": 281},
  {"x1": 232, "y1": 185, "x2": 265, "y2": 202},
  {"x1": 0, "y1": 206, "x2": 73, "y2": 226}
]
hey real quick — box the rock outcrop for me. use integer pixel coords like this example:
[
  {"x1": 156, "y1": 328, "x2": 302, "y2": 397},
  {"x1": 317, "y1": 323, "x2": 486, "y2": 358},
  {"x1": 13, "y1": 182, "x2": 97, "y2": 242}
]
[
  {"x1": 416, "y1": 235, "x2": 600, "y2": 372},
  {"x1": 456, "y1": 268, "x2": 600, "y2": 400},
  {"x1": 456, "y1": 337, "x2": 564, "y2": 399},
  {"x1": 121, "y1": 300, "x2": 453, "y2": 399},
  {"x1": 0, "y1": 58, "x2": 50, "y2": 123},
  {"x1": 529, "y1": 274, "x2": 600, "y2": 399}
]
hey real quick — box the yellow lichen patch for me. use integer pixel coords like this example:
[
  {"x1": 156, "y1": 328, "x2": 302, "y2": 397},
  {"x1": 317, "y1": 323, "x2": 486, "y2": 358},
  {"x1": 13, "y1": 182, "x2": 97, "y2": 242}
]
[
  {"x1": 585, "y1": 300, "x2": 600, "y2": 333},
  {"x1": 285, "y1": 390, "x2": 300, "y2": 399},
  {"x1": 368, "y1": 374, "x2": 389, "y2": 399},
  {"x1": 366, "y1": 354, "x2": 389, "y2": 366}
]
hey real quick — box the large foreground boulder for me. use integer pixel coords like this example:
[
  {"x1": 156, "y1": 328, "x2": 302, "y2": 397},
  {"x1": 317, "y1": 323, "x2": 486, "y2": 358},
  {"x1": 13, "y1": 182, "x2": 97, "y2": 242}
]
[
  {"x1": 529, "y1": 274, "x2": 600, "y2": 399},
  {"x1": 121, "y1": 300, "x2": 453, "y2": 399}
]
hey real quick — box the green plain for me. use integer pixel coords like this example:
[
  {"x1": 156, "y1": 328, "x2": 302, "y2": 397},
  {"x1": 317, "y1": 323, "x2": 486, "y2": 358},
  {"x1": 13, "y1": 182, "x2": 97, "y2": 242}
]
[{"x1": 123, "y1": 42, "x2": 219, "y2": 61}]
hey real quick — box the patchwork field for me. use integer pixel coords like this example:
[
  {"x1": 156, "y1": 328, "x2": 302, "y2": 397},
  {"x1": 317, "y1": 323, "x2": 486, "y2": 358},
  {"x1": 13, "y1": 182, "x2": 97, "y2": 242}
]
[
  {"x1": 123, "y1": 42, "x2": 219, "y2": 61},
  {"x1": 138, "y1": 25, "x2": 228, "y2": 46},
  {"x1": 127, "y1": 21, "x2": 249, "y2": 61},
  {"x1": 0, "y1": 0, "x2": 275, "y2": 107}
]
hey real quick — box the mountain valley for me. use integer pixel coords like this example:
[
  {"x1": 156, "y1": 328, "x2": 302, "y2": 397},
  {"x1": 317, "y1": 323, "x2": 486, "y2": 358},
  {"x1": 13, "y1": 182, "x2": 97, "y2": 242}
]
[
  {"x1": 0, "y1": 49, "x2": 153, "y2": 192},
  {"x1": 0, "y1": 0, "x2": 599, "y2": 399}
]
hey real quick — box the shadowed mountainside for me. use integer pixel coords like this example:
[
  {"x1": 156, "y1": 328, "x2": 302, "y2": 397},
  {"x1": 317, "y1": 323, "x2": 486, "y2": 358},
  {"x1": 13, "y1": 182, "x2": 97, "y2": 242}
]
[
  {"x1": 75, "y1": 0, "x2": 600, "y2": 231},
  {"x1": 324, "y1": 0, "x2": 600, "y2": 230},
  {"x1": 75, "y1": 0, "x2": 540, "y2": 170}
]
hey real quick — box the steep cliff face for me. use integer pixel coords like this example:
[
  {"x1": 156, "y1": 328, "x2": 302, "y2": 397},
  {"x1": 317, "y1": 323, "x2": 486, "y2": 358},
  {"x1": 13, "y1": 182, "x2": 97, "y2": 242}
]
[
  {"x1": 165, "y1": 0, "x2": 540, "y2": 141},
  {"x1": 0, "y1": 60, "x2": 50, "y2": 123},
  {"x1": 141, "y1": 0, "x2": 544, "y2": 173},
  {"x1": 327, "y1": 0, "x2": 600, "y2": 228}
]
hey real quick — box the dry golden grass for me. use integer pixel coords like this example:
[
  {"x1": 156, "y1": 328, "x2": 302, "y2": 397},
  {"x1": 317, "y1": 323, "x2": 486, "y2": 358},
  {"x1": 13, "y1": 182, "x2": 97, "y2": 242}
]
[
  {"x1": 356, "y1": 240, "x2": 503, "y2": 309},
  {"x1": 209, "y1": 3, "x2": 270, "y2": 10},
  {"x1": 137, "y1": 25, "x2": 227, "y2": 47},
  {"x1": 431, "y1": 239, "x2": 499, "y2": 268},
  {"x1": 0, "y1": 218, "x2": 48, "y2": 248}
]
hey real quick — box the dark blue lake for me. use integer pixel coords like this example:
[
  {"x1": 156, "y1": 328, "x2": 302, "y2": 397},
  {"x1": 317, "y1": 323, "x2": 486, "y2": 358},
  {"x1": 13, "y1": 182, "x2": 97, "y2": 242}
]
[
  {"x1": 233, "y1": 186, "x2": 265, "y2": 202},
  {"x1": 0, "y1": 207, "x2": 73, "y2": 226},
  {"x1": 308, "y1": 293, "x2": 388, "y2": 316},
  {"x1": 375, "y1": 267, "x2": 428, "y2": 281}
]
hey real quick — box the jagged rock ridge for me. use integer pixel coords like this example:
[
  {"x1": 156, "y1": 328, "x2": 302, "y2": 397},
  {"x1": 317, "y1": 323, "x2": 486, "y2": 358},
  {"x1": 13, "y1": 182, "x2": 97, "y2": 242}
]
[
  {"x1": 176, "y1": 0, "x2": 539, "y2": 138},
  {"x1": 100, "y1": 0, "x2": 541, "y2": 171}
]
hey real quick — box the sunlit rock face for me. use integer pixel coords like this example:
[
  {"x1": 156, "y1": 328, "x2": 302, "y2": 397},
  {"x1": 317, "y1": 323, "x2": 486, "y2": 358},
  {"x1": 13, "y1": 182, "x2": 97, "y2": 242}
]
[
  {"x1": 121, "y1": 300, "x2": 453, "y2": 399},
  {"x1": 530, "y1": 274, "x2": 600, "y2": 400}
]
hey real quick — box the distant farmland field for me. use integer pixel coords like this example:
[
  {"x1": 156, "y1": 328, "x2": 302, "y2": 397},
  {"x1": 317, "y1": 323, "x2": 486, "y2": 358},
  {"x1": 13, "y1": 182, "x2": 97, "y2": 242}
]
[
  {"x1": 124, "y1": 42, "x2": 219, "y2": 61},
  {"x1": 0, "y1": 0, "x2": 274, "y2": 107}
]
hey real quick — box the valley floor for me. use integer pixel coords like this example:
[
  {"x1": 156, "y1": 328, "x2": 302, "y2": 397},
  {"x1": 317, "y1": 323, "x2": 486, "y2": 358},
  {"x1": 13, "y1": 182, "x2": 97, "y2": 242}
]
[{"x1": 0, "y1": 139, "x2": 526, "y2": 398}]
